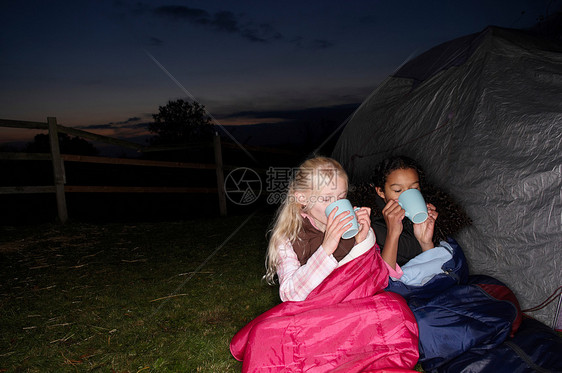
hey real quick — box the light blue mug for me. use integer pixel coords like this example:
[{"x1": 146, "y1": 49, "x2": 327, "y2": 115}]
[
  {"x1": 325, "y1": 199, "x2": 359, "y2": 239},
  {"x1": 398, "y1": 189, "x2": 428, "y2": 224}
]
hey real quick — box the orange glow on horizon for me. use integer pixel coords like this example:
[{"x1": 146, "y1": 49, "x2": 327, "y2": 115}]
[{"x1": 0, "y1": 115, "x2": 288, "y2": 146}]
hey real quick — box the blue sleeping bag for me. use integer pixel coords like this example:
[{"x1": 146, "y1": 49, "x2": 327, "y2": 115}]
[
  {"x1": 386, "y1": 238, "x2": 469, "y2": 301},
  {"x1": 439, "y1": 316, "x2": 562, "y2": 373},
  {"x1": 386, "y1": 238, "x2": 520, "y2": 372}
]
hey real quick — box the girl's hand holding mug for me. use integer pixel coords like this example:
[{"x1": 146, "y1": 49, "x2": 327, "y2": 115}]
[
  {"x1": 322, "y1": 207, "x2": 354, "y2": 255},
  {"x1": 354, "y1": 206, "x2": 371, "y2": 244}
]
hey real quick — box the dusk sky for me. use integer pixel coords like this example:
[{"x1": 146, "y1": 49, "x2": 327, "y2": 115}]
[{"x1": 1, "y1": 0, "x2": 558, "y2": 146}]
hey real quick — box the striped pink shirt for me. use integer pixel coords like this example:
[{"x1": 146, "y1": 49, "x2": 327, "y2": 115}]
[{"x1": 276, "y1": 216, "x2": 402, "y2": 302}]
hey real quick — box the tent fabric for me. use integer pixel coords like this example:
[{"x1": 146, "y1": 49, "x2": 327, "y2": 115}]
[
  {"x1": 230, "y1": 246, "x2": 419, "y2": 372},
  {"x1": 331, "y1": 26, "x2": 562, "y2": 325}
]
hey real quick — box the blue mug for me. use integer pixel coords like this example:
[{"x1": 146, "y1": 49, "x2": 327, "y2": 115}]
[
  {"x1": 398, "y1": 189, "x2": 428, "y2": 224},
  {"x1": 325, "y1": 199, "x2": 359, "y2": 239}
]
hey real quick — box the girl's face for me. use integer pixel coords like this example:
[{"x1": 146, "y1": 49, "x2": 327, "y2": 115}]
[
  {"x1": 375, "y1": 167, "x2": 420, "y2": 203},
  {"x1": 296, "y1": 175, "x2": 348, "y2": 231}
]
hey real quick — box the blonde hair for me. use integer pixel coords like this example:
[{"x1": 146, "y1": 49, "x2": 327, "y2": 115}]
[{"x1": 264, "y1": 156, "x2": 348, "y2": 284}]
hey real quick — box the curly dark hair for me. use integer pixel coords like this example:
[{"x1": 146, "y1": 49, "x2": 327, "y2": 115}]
[
  {"x1": 370, "y1": 156, "x2": 426, "y2": 191},
  {"x1": 348, "y1": 155, "x2": 472, "y2": 244}
]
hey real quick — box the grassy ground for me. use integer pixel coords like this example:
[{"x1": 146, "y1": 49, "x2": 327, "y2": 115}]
[{"x1": 0, "y1": 212, "x2": 280, "y2": 372}]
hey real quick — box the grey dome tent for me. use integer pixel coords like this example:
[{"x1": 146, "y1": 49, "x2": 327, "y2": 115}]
[{"x1": 331, "y1": 26, "x2": 562, "y2": 326}]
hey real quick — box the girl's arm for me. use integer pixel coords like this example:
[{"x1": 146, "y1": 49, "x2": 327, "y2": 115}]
[
  {"x1": 277, "y1": 208, "x2": 369, "y2": 302},
  {"x1": 380, "y1": 199, "x2": 404, "y2": 269},
  {"x1": 277, "y1": 240, "x2": 338, "y2": 302},
  {"x1": 413, "y1": 203, "x2": 439, "y2": 251}
]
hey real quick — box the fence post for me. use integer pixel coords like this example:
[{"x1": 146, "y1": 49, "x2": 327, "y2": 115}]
[
  {"x1": 48, "y1": 117, "x2": 68, "y2": 223},
  {"x1": 213, "y1": 132, "x2": 227, "y2": 216}
]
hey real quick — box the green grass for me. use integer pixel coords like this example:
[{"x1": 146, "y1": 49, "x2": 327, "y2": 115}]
[{"x1": 0, "y1": 213, "x2": 280, "y2": 372}]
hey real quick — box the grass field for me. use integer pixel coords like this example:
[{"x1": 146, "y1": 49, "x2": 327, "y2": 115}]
[{"x1": 0, "y1": 212, "x2": 280, "y2": 372}]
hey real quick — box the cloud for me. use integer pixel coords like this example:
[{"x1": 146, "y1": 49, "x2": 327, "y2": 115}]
[
  {"x1": 152, "y1": 5, "x2": 283, "y2": 44},
  {"x1": 114, "y1": 117, "x2": 142, "y2": 125},
  {"x1": 148, "y1": 4, "x2": 327, "y2": 47},
  {"x1": 218, "y1": 103, "x2": 360, "y2": 124},
  {"x1": 214, "y1": 104, "x2": 361, "y2": 148},
  {"x1": 76, "y1": 119, "x2": 151, "y2": 144},
  {"x1": 77, "y1": 117, "x2": 147, "y2": 130},
  {"x1": 65, "y1": 104, "x2": 360, "y2": 149},
  {"x1": 78, "y1": 124, "x2": 113, "y2": 130}
]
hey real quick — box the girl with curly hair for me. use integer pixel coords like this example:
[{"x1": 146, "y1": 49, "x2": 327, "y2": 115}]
[{"x1": 365, "y1": 155, "x2": 472, "y2": 266}]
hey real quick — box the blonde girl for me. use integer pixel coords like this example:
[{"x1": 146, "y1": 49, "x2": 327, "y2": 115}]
[{"x1": 265, "y1": 156, "x2": 402, "y2": 301}]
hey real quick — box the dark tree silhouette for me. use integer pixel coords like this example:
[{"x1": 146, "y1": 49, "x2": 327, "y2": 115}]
[
  {"x1": 26, "y1": 133, "x2": 98, "y2": 155},
  {"x1": 149, "y1": 99, "x2": 214, "y2": 145}
]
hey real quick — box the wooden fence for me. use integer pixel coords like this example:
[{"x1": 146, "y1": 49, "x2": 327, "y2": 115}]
[{"x1": 0, "y1": 117, "x2": 252, "y2": 223}]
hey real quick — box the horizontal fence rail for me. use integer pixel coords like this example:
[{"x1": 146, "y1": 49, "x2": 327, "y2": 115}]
[{"x1": 0, "y1": 186, "x2": 57, "y2": 194}]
